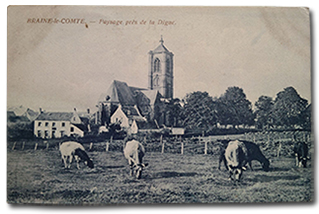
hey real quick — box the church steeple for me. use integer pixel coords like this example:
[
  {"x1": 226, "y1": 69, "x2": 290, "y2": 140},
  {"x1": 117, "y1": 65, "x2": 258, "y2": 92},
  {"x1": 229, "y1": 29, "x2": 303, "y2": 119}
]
[{"x1": 148, "y1": 37, "x2": 174, "y2": 99}]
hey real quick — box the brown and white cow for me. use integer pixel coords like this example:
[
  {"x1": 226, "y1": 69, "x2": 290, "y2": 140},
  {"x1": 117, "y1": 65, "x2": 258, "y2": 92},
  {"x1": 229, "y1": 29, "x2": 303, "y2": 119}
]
[
  {"x1": 59, "y1": 141, "x2": 94, "y2": 169},
  {"x1": 123, "y1": 138, "x2": 148, "y2": 179},
  {"x1": 224, "y1": 140, "x2": 249, "y2": 181},
  {"x1": 219, "y1": 140, "x2": 270, "y2": 172}
]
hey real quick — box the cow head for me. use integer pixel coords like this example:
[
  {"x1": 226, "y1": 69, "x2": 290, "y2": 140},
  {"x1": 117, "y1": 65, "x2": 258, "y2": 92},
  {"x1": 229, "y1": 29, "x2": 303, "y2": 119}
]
[
  {"x1": 299, "y1": 157, "x2": 308, "y2": 168},
  {"x1": 262, "y1": 159, "x2": 270, "y2": 171},
  {"x1": 134, "y1": 163, "x2": 148, "y2": 179},
  {"x1": 229, "y1": 166, "x2": 245, "y2": 182},
  {"x1": 84, "y1": 159, "x2": 94, "y2": 169}
]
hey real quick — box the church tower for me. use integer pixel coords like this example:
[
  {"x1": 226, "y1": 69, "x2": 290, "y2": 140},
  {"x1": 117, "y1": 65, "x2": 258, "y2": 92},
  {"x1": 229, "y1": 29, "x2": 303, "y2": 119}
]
[{"x1": 148, "y1": 36, "x2": 174, "y2": 99}]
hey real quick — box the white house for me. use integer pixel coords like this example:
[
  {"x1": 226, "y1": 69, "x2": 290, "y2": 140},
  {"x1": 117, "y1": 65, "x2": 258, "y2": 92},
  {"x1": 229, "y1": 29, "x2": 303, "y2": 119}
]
[
  {"x1": 34, "y1": 110, "x2": 87, "y2": 139},
  {"x1": 110, "y1": 104, "x2": 146, "y2": 133}
]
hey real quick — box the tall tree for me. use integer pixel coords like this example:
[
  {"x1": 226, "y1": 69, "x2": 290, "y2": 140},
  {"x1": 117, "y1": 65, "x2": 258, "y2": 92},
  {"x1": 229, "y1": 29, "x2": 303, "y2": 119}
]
[
  {"x1": 180, "y1": 91, "x2": 217, "y2": 130},
  {"x1": 217, "y1": 86, "x2": 254, "y2": 127},
  {"x1": 254, "y1": 96, "x2": 273, "y2": 129},
  {"x1": 164, "y1": 98, "x2": 183, "y2": 127},
  {"x1": 271, "y1": 86, "x2": 308, "y2": 128}
]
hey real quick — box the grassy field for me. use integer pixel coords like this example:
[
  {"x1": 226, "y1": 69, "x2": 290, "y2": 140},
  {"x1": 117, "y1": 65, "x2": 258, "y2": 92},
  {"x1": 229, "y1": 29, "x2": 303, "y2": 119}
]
[{"x1": 7, "y1": 146, "x2": 313, "y2": 205}]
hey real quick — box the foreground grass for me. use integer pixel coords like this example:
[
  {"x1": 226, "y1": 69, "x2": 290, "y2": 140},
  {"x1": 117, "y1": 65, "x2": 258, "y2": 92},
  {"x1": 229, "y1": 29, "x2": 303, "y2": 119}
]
[{"x1": 7, "y1": 149, "x2": 313, "y2": 204}]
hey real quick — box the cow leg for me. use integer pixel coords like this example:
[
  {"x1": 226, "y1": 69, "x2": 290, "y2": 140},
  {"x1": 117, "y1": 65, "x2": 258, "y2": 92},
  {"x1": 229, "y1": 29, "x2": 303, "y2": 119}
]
[
  {"x1": 74, "y1": 156, "x2": 80, "y2": 169},
  {"x1": 218, "y1": 154, "x2": 223, "y2": 170},
  {"x1": 295, "y1": 154, "x2": 299, "y2": 167},
  {"x1": 68, "y1": 155, "x2": 73, "y2": 168},
  {"x1": 248, "y1": 161, "x2": 254, "y2": 171},
  {"x1": 128, "y1": 159, "x2": 134, "y2": 176},
  {"x1": 62, "y1": 155, "x2": 68, "y2": 168}
]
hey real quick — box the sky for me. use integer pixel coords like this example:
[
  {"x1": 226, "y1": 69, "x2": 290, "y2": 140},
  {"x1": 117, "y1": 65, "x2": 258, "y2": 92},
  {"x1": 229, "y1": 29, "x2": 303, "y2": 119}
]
[{"x1": 7, "y1": 6, "x2": 311, "y2": 112}]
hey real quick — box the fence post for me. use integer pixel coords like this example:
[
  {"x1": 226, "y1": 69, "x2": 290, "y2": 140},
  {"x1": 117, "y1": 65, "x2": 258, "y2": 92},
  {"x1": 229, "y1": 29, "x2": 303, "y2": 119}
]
[
  {"x1": 45, "y1": 141, "x2": 49, "y2": 150},
  {"x1": 34, "y1": 142, "x2": 38, "y2": 151},
  {"x1": 12, "y1": 142, "x2": 16, "y2": 151},
  {"x1": 21, "y1": 141, "x2": 25, "y2": 150},
  {"x1": 277, "y1": 142, "x2": 282, "y2": 157},
  {"x1": 181, "y1": 141, "x2": 184, "y2": 155},
  {"x1": 161, "y1": 135, "x2": 165, "y2": 154},
  {"x1": 204, "y1": 140, "x2": 208, "y2": 155},
  {"x1": 106, "y1": 142, "x2": 109, "y2": 151}
]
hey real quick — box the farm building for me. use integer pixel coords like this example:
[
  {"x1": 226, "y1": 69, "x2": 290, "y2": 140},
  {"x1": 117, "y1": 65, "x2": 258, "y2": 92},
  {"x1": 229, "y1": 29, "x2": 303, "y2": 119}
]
[
  {"x1": 33, "y1": 110, "x2": 88, "y2": 139},
  {"x1": 7, "y1": 105, "x2": 39, "y2": 122}
]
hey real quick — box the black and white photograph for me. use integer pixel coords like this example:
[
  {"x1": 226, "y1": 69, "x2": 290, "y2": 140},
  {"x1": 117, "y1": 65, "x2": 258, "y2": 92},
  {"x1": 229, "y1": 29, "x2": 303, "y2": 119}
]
[{"x1": 6, "y1": 5, "x2": 313, "y2": 205}]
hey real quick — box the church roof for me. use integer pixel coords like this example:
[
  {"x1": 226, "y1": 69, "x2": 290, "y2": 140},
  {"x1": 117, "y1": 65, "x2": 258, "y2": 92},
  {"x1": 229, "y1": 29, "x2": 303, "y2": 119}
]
[
  {"x1": 152, "y1": 36, "x2": 170, "y2": 53},
  {"x1": 153, "y1": 43, "x2": 170, "y2": 53},
  {"x1": 141, "y1": 90, "x2": 162, "y2": 106},
  {"x1": 98, "y1": 80, "x2": 136, "y2": 105}
]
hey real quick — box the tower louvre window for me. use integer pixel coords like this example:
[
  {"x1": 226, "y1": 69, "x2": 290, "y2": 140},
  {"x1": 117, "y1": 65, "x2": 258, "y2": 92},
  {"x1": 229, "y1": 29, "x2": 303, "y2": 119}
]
[{"x1": 154, "y1": 58, "x2": 160, "y2": 73}]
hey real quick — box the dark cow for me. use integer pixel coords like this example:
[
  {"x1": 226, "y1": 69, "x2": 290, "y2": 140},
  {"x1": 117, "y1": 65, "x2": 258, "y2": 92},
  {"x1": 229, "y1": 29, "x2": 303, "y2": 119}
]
[
  {"x1": 293, "y1": 141, "x2": 309, "y2": 168},
  {"x1": 225, "y1": 140, "x2": 248, "y2": 181},
  {"x1": 59, "y1": 141, "x2": 94, "y2": 169},
  {"x1": 123, "y1": 137, "x2": 148, "y2": 179},
  {"x1": 219, "y1": 140, "x2": 270, "y2": 172}
]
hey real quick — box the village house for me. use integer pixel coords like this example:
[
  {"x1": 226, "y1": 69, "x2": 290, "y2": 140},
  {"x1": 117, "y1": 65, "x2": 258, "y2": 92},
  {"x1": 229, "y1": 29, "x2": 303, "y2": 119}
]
[{"x1": 33, "y1": 110, "x2": 88, "y2": 139}]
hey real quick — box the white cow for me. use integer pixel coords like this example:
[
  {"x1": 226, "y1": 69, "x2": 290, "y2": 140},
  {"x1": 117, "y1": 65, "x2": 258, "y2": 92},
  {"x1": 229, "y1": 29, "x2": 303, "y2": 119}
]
[
  {"x1": 123, "y1": 139, "x2": 148, "y2": 179},
  {"x1": 59, "y1": 141, "x2": 94, "y2": 169}
]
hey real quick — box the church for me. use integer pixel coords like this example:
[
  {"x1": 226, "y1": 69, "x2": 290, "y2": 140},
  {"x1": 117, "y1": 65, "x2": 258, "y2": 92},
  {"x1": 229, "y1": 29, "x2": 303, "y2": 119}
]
[{"x1": 96, "y1": 37, "x2": 175, "y2": 132}]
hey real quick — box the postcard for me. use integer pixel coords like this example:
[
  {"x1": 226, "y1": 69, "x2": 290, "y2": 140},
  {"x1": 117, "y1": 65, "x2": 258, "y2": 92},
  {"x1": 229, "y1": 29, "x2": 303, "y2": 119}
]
[{"x1": 7, "y1": 6, "x2": 312, "y2": 204}]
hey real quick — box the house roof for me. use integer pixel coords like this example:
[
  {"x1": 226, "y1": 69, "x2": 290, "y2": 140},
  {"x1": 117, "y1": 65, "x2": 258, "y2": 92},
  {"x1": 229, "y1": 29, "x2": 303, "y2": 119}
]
[
  {"x1": 98, "y1": 80, "x2": 136, "y2": 106},
  {"x1": 7, "y1": 105, "x2": 39, "y2": 121},
  {"x1": 118, "y1": 105, "x2": 146, "y2": 122},
  {"x1": 35, "y1": 112, "x2": 74, "y2": 121}
]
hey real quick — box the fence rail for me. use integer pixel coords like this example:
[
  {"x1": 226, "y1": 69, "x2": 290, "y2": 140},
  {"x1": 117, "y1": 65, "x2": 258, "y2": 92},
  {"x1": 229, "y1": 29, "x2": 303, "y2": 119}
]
[{"x1": 7, "y1": 130, "x2": 312, "y2": 158}]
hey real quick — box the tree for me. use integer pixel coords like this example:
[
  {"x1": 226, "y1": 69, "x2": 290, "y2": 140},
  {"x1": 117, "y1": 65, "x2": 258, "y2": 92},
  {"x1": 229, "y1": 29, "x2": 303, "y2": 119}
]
[
  {"x1": 164, "y1": 98, "x2": 183, "y2": 127},
  {"x1": 254, "y1": 96, "x2": 273, "y2": 129},
  {"x1": 217, "y1": 86, "x2": 254, "y2": 127},
  {"x1": 180, "y1": 91, "x2": 217, "y2": 130},
  {"x1": 270, "y1": 86, "x2": 308, "y2": 128},
  {"x1": 300, "y1": 104, "x2": 311, "y2": 130}
]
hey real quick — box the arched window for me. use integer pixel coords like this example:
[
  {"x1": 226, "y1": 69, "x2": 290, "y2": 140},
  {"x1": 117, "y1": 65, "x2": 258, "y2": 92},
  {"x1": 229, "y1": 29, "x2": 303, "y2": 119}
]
[
  {"x1": 154, "y1": 58, "x2": 160, "y2": 73},
  {"x1": 153, "y1": 75, "x2": 159, "y2": 87}
]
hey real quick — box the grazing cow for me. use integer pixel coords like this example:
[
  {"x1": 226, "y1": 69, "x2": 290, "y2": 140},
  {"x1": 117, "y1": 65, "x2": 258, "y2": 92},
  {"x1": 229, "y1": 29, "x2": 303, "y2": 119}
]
[
  {"x1": 219, "y1": 140, "x2": 270, "y2": 172},
  {"x1": 293, "y1": 141, "x2": 309, "y2": 168},
  {"x1": 123, "y1": 138, "x2": 148, "y2": 179},
  {"x1": 225, "y1": 140, "x2": 249, "y2": 181},
  {"x1": 59, "y1": 141, "x2": 94, "y2": 169}
]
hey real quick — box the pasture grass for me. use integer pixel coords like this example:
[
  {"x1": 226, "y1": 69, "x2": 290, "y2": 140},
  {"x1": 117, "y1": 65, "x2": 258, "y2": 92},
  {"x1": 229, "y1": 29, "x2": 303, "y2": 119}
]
[{"x1": 7, "y1": 149, "x2": 313, "y2": 205}]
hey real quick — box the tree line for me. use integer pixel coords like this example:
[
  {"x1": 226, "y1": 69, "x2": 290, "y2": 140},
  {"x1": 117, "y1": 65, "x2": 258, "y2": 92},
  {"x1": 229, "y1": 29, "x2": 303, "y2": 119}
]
[{"x1": 163, "y1": 86, "x2": 311, "y2": 131}]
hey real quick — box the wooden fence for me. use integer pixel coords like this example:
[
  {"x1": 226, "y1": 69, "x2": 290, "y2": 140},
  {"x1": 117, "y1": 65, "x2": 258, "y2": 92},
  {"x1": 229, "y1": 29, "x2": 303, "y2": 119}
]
[{"x1": 8, "y1": 130, "x2": 312, "y2": 158}]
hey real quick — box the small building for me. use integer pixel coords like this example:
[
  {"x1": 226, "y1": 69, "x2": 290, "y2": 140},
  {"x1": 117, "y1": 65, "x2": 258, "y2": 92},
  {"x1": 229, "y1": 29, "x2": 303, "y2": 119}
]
[
  {"x1": 110, "y1": 104, "x2": 147, "y2": 133},
  {"x1": 7, "y1": 105, "x2": 39, "y2": 122},
  {"x1": 33, "y1": 110, "x2": 87, "y2": 139}
]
